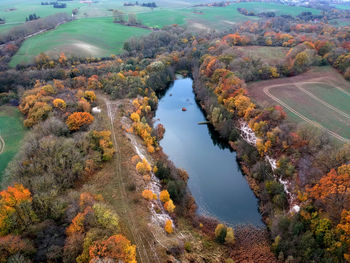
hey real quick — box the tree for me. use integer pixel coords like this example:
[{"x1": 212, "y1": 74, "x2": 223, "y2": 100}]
[
  {"x1": 0, "y1": 235, "x2": 34, "y2": 263},
  {"x1": 215, "y1": 224, "x2": 227, "y2": 244},
  {"x1": 0, "y1": 184, "x2": 36, "y2": 236},
  {"x1": 337, "y1": 210, "x2": 350, "y2": 260},
  {"x1": 159, "y1": 190, "x2": 170, "y2": 203},
  {"x1": 89, "y1": 234, "x2": 136, "y2": 263},
  {"x1": 84, "y1": 91, "x2": 96, "y2": 102},
  {"x1": 53, "y1": 98, "x2": 66, "y2": 110},
  {"x1": 164, "y1": 199, "x2": 175, "y2": 213},
  {"x1": 142, "y1": 189, "x2": 155, "y2": 200},
  {"x1": 225, "y1": 227, "x2": 235, "y2": 245},
  {"x1": 128, "y1": 13, "x2": 137, "y2": 25},
  {"x1": 131, "y1": 112, "x2": 140, "y2": 122},
  {"x1": 66, "y1": 112, "x2": 94, "y2": 131},
  {"x1": 136, "y1": 158, "x2": 151, "y2": 175},
  {"x1": 293, "y1": 51, "x2": 310, "y2": 73},
  {"x1": 88, "y1": 75, "x2": 102, "y2": 89},
  {"x1": 113, "y1": 10, "x2": 125, "y2": 23},
  {"x1": 164, "y1": 220, "x2": 173, "y2": 234},
  {"x1": 307, "y1": 164, "x2": 350, "y2": 219},
  {"x1": 58, "y1": 52, "x2": 67, "y2": 65}
]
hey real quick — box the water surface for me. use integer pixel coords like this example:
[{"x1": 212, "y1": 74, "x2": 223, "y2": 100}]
[{"x1": 155, "y1": 78, "x2": 262, "y2": 226}]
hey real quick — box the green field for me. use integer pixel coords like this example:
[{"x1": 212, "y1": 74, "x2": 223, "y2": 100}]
[
  {"x1": 10, "y1": 17, "x2": 150, "y2": 66},
  {"x1": 0, "y1": 106, "x2": 27, "y2": 181},
  {"x1": 269, "y1": 83, "x2": 350, "y2": 140},
  {"x1": 303, "y1": 83, "x2": 350, "y2": 113},
  {"x1": 7, "y1": 1, "x2": 322, "y2": 66},
  {"x1": 331, "y1": 4, "x2": 350, "y2": 10},
  {"x1": 136, "y1": 3, "x2": 320, "y2": 29},
  {"x1": 0, "y1": 0, "x2": 157, "y2": 33}
]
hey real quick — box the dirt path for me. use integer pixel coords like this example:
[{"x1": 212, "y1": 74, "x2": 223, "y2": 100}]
[
  {"x1": 263, "y1": 84, "x2": 350, "y2": 143},
  {"x1": 105, "y1": 99, "x2": 161, "y2": 263},
  {"x1": 0, "y1": 135, "x2": 5, "y2": 154}
]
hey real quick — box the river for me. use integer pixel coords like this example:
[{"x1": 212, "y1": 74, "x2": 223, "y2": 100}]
[{"x1": 154, "y1": 77, "x2": 262, "y2": 226}]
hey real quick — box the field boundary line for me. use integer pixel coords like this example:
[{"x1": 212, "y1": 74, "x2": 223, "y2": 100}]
[
  {"x1": 0, "y1": 135, "x2": 5, "y2": 154},
  {"x1": 301, "y1": 81, "x2": 350, "y2": 97},
  {"x1": 295, "y1": 82, "x2": 350, "y2": 120},
  {"x1": 263, "y1": 84, "x2": 350, "y2": 143}
]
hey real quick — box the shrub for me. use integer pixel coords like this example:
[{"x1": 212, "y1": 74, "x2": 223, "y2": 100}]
[{"x1": 66, "y1": 112, "x2": 94, "y2": 131}]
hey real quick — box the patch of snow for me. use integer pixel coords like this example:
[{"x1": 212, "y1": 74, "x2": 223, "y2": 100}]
[
  {"x1": 238, "y1": 120, "x2": 300, "y2": 213},
  {"x1": 92, "y1": 106, "x2": 101, "y2": 114},
  {"x1": 292, "y1": 205, "x2": 300, "y2": 213},
  {"x1": 239, "y1": 121, "x2": 257, "y2": 145},
  {"x1": 125, "y1": 132, "x2": 174, "y2": 230}
]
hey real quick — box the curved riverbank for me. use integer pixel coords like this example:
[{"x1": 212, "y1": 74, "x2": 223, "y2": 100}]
[{"x1": 154, "y1": 77, "x2": 263, "y2": 226}]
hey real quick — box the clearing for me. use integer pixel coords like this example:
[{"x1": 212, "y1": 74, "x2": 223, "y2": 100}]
[
  {"x1": 233, "y1": 46, "x2": 289, "y2": 64},
  {"x1": 247, "y1": 67, "x2": 350, "y2": 142}
]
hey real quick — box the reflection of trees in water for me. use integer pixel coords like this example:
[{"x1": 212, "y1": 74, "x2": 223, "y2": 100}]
[
  {"x1": 206, "y1": 122, "x2": 232, "y2": 151},
  {"x1": 158, "y1": 77, "x2": 233, "y2": 151},
  {"x1": 192, "y1": 89, "x2": 233, "y2": 151}
]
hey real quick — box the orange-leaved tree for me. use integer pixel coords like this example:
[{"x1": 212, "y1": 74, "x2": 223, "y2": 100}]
[
  {"x1": 164, "y1": 220, "x2": 173, "y2": 234},
  {"x1": 307, "y1": 164, "x2": 350, "y2": 219},
  {"x1": 0, "y1": 184, "x2": 36, "y2": 236},
  {"x1": 89, "y1": 234, "x2": 137, "y2": 263},
  {"x1": 159, "y1": 190, "x2": 170, "y2": 203},
  {"x1": 66, "y1": 112, "x2": 94, "y2": 131}
]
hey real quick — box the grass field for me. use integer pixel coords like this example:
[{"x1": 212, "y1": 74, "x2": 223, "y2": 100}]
[
  {"x1": 7, "y1": 1, "x2": 322, "y2": 66},
  {"x1": 234, "y1": 46, "x2": 289, "y2": 64},
  {"x1": 269, "y1": 84, "x2": 350, "y2": 140},
  {"x1": 247, "y1": 67, "x2": 350, "y2": 142},
  {"x1": 9, "y1": 17, "x2": 150, "y2": 66},
  {"x1": 0, "y1": 106, "x2": 27, "y2": 181},
  {"x1": 331, "y1": 4, "x2": 350, "y2": 10},
  {"x1": 136, "y1": 3, "x2": 320, "y2": 29}
]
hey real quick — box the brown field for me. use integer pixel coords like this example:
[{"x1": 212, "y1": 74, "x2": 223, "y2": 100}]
[{"x1": 247, "y1": 67, "x2": 350, "y2": 142}]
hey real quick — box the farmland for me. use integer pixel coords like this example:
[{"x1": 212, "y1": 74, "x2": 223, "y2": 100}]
[
  {"x1": 3, "y1": 0, "x2": 323, "y2": 66},
  {"x1": 0, "y1": 106, "x2": 27, "y2": 180},
  {"x1": 247, "y1": 67, "x2": 350, "y2": 142},
  {"x1": 233, "y1": 46, "x2": 289, "y2": 64},
  {"x1": 9, "y1": 17, "x2": 150, "y2": 66},
  {"x1": 137, "y1": 3, "x2": 320, "y2": 29}
]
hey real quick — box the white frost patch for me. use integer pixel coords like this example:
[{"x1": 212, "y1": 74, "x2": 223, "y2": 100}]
[
  {"x1": 292, "y1": 205, "x2": 300, "y2": 213},
  {"x1": 239, "y1": 121, "x2": 257, "y2": 145},
  {"x1": 125, "y1": 131, "x2": 174, "y2": 230},
  {"x1": 92, "y1": 107, "x2": 101, "y2": 114},
  {"x1": 238, "y1": 120, "x2": 300, "y2": 213},
  {"x1": 266, "y1": 156, "x2": 277, "y2": 171},
  {"x1": 73, "y1": 42, "x2": 102, "y2": 55}
]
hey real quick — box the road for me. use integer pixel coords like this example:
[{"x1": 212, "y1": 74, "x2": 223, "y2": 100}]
[{"x1": 105, "y1": 99, "x2": 161, "y2": 263}]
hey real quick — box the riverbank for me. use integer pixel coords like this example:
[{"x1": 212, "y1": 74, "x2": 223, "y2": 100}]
[
  {"x1": 154, "y1": 77, "x2": 263, "y2": 226},
  {"x1": 191, "y1": 66, "x2": 290, "y2": 230}
]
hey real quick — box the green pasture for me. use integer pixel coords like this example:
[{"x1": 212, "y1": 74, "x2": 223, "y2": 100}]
[
  {"x1": 137, "y1": 3, "x2": 320, "y2": 30},
  {"x1": 302, "y1": 83, "x2": 350, "y2": 114},
  {"x1": 0, "y1": 106, "x2": 27, "y2": 181},
  {"x1": 230, "y1": 2, "x2": 320, "y2": 16},
  {"x1": 9, "y1": 17, "x2": 150, "y2": 66},
  {"x1": 137, "y1": 9, "x2": 188, "y2": 28},
  {"x1": 331, "y1": 4, "x2": 350, "y2": 10},
  {"x1": 270, "y1": 85, "x2": 350, "y2": 140},
  {"x1": 0, "y1": 0, "x2": 82, "y2": 28}
]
